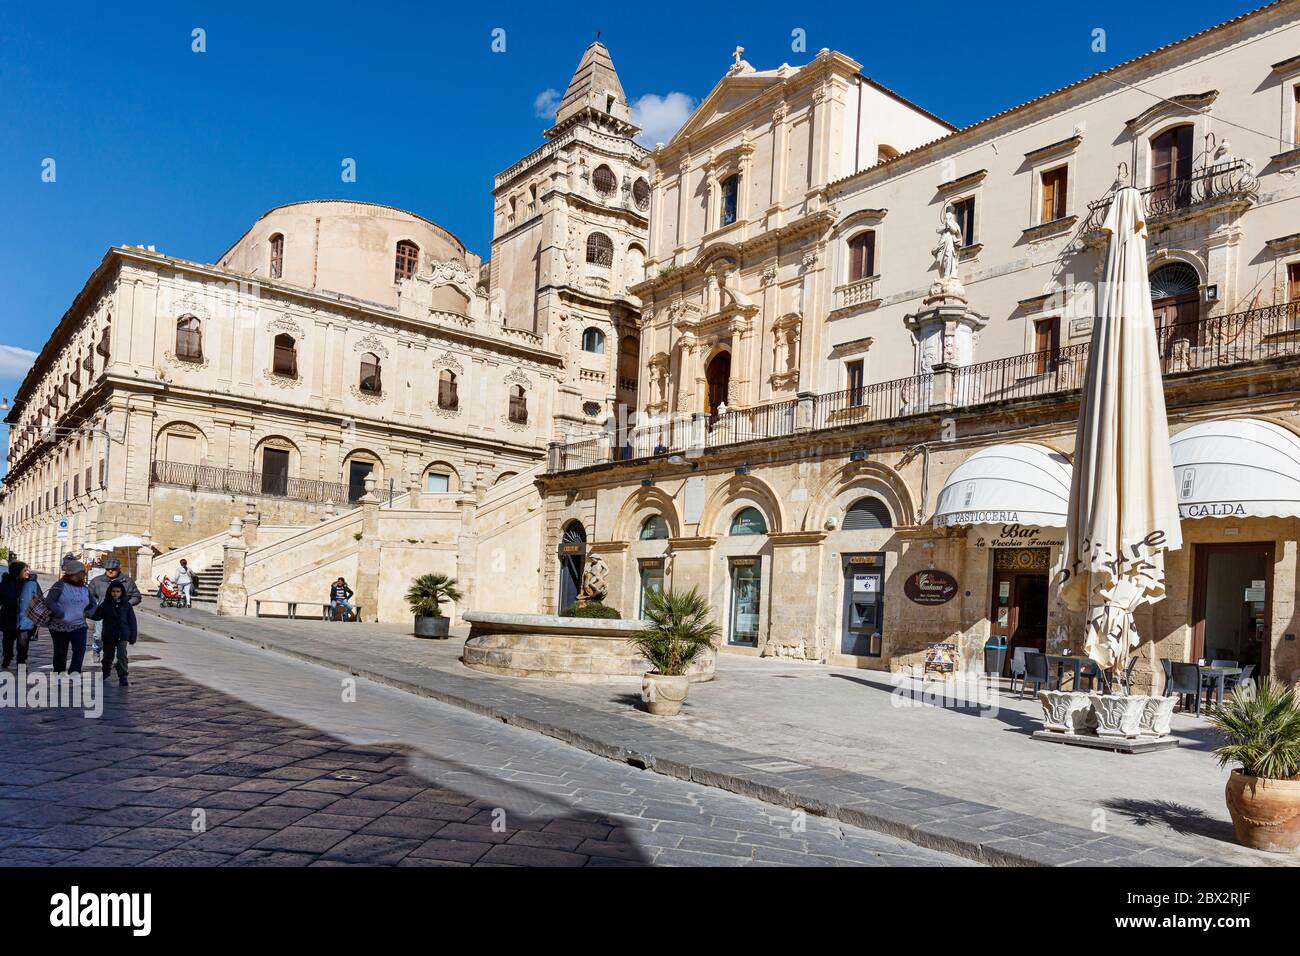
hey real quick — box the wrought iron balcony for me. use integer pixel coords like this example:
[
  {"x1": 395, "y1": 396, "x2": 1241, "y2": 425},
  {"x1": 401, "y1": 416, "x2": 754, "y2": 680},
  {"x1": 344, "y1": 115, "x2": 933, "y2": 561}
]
[
  {"x1": 548, "y1": 302, "x2": 1300, "y2": 473},
  {"x1": 1080, "y1": 160, "x2": 1259, "y2": 240},
  {"x1": 150, "y1": 460, "x2": 353, "y2": 505}
]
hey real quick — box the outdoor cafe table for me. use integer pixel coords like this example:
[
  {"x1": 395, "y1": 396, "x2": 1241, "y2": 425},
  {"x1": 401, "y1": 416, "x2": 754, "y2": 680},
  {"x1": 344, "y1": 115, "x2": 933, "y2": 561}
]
[
  {"x1": 1201, "y1": 665, "x2": 1243, "y2": 709},
  {"x1": 1047, "y1": 654, "x2": 1093, "y2": 691}
]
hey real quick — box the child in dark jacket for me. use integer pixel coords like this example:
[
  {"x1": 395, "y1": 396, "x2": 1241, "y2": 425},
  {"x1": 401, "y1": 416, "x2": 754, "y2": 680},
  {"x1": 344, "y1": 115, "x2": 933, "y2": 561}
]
[{"x1": 90, "y1": 581, "x2": 137, "y2": 686}]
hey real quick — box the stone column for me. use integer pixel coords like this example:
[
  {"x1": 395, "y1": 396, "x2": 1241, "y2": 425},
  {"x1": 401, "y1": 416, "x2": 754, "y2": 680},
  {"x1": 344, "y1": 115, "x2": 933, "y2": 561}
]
[
  {"x1": 135, "y1": 531, "x2": 154, "y2": 587},
  {"x1": 353, "y1": 476, "x2": 382, "y2": 623},
  {"x1": 216, "y1": 518, "x2": 249, "y2": 616}
]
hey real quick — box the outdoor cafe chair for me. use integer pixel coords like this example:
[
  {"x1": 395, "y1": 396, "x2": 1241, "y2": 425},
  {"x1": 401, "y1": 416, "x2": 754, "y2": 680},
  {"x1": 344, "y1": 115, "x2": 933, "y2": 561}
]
[
  {"x1": 1008, "y1": 646, "x2": 1030, "y2": 695},
  {"x1": 1160, "y1": 658, "x2": 1173, "y2": 695},
  {"x1": 1020, "y1": 651, "x2": 1058, "y2": 699},
  {"x1": 1168, "y1": 662, "x2": 1203, "y2": 717},
  {"x1": 1078, "y1": 658, "x2": 1108, "y2": 692},
  {"x1": 1116, "y1": 656, "x2": 1140, "y2": 695},
  {"x1": 1210, "y1": 659, "x2": 1239, "y2": 669},
  {"x1": 1223, "y1": 663, "x2": 1255, "y2": 695}
]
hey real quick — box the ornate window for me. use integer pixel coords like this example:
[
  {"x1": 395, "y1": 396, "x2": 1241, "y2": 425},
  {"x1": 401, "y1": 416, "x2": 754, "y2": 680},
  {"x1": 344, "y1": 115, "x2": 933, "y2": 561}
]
[
  {"x1": 437, "y1": 369, "x2": 458, "y2": 410},
  {"x1": 1149, "y1": 262, "x2": 1200, "y2": 300},
  {"x1": 720, "y1": 174, "x2": 740, "y2": 226},
  {"x1": 586, "y1": 232, "x2": 613, "y2": 267},
  {"x1": 269, "y1": 233, "x2": 284, "y2": 278},
  {"x1": 394, "y1": 240, "x2": 420, "y2": 283},
  {"x1": 848, "y1": 231, "x2": 876, "y2": 282},
  {"x1": 640, "y1": 514, "x2": 669, "y2": 540},
  {"x1": 359, "y1": 352, "x2": 382, "y2": 394},
  {"x1": 729, "y1": 507, "x2": 767, "y2": 536},
  {"x1": 581, "y1": 327, "x2": 606, "y2": 353},
  {"x1": 508, "y1": 384, "x2": 528, "y2": 424},
  {"x1": 175, "y1": 314, "x2": 203, "y2": 362},
  {"x1": 272, "y1": 333, "x2": 298, "y2": 378},
  {"x1": 633, "y1": 178, "x2": 650, "y2": 210},
  {"x1": 592, "y1": 165, "x2": 617, "y2": 197}
]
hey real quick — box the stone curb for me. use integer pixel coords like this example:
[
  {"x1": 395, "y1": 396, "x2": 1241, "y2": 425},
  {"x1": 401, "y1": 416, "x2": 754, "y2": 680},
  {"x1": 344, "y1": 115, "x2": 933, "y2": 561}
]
[{"x1": 143, "y1": 608, "x2": 1214, "y2": 868}]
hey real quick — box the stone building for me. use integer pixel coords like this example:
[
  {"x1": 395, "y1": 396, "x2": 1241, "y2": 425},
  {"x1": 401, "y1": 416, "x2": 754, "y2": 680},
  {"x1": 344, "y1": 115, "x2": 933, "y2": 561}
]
[{"x1": 542, "y1": 1, "x2": 1300, "y2": 687}]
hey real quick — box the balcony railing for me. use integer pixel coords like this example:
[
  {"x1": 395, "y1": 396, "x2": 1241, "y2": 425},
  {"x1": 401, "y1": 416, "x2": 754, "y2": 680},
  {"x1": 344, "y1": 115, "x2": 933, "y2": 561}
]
[
  {"x1": 150, "y1": 460, "x2": 352, "y2": 505},
  {"x1": 1080, "y1": 160, "x2": 1258, "y2": 237},
  {"x1": 548, "y1": 302, "x2": 1300, "y2": 473}
]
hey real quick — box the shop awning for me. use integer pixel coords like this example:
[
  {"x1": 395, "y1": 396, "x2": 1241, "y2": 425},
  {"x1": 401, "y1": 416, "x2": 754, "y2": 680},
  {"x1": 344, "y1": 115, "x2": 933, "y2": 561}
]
[
  {"x1": 85, "y1": 534, "x2": 145, "y2": 551},
  {"x1": 933, "y1": 442, "x2": 1072, "y2": 528},
  {"x1": 1171, "y1": 418, "x2": 1300, "y2": 519}
]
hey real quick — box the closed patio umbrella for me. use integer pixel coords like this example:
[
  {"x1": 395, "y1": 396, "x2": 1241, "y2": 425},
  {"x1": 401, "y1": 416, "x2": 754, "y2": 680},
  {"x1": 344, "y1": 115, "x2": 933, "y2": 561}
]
[{"x1": 1059, "y1": 187, "x2": 1183, "y2": 681}]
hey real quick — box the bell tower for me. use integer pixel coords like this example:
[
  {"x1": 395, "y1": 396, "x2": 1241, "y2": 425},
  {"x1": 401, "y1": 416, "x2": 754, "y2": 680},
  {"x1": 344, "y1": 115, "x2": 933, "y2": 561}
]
[{"x1": 487, "y1": 41, "x2": 650, "y2": 439}]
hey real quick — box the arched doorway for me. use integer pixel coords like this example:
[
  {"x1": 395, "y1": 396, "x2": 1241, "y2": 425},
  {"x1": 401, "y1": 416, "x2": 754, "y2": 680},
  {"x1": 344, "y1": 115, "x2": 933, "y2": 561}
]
[
  {"x1": 705, "y1": 351, "x2": 730, "y2": 420},
  {"x1": 557, "y1": 521, "x2": 587, "y2": 612},
  {"x1": 1150, "y1": 261, "x2": 1201, "y2": 363}
]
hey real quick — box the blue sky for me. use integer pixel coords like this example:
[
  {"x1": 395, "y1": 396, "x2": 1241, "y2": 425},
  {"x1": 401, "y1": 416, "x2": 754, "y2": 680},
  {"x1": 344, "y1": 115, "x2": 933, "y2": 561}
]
[{"x1": 0, "y1": 0, "x2": 1267, "y2": 416}]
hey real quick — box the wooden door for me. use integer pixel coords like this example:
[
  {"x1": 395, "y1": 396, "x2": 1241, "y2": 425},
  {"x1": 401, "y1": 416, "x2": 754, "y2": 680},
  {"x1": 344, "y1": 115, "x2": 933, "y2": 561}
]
[
  {"x1": 1153, "y1": 293, "x2": 1200, "y2": 362},
  {"x1": 705, "y1": 352, "x2": 731, "y2": 419}
]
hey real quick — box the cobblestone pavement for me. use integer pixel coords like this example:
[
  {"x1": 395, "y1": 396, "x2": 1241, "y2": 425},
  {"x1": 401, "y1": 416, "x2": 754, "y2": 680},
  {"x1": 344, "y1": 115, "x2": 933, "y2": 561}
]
[
  {"x1": 143, "y1": 606, "x2": 1254, "y2": 866},
  {"x1": 0, "y1": 622, "x2": 970, "y2": 867}
]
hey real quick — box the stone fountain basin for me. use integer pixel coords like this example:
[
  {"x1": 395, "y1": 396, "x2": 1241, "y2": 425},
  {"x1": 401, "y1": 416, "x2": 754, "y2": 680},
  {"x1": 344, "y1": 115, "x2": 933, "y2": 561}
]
[{"x1": 462, "y1": 611, "x2": 715, "y2": 684}]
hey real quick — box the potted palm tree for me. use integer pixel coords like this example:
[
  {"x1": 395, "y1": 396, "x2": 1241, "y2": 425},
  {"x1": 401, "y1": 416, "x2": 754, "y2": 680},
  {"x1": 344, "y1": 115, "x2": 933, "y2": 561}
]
[
  {"x1": 406, "y1": 573, "x2": 463, "y2": 639},
  {"x1": 1210, "y1": 677, "x2": 1300, "y2": 853},
  {"x1": 632, "y1": 587, "x2": 719, "y2": 716}
]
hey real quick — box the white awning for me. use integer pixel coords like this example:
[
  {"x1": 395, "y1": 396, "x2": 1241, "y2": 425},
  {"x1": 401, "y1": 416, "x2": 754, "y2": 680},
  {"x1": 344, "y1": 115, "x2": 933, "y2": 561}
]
[
  {"x1": 85, "y1": 534, "x2": 144, "y2": 551},
  {"x1": 933, "y1": 442, "x2": 1072, "y2": 528},
  {"x1": 1171, "y1": 418, "x2": 1300, "y2": 519}
]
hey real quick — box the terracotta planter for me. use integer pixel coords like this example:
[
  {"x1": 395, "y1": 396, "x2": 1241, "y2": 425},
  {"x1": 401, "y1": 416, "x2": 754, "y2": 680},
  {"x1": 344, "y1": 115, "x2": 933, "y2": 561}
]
[
  {"x1": 414, "y1": 615, "x2": 450, "y2": 639},
  {"x1": 642, "y1": 672, "x2": 690, "y2": 716},
  {"x1": 1224, "y1": 770, "x2": 1300, "y2": 854}
]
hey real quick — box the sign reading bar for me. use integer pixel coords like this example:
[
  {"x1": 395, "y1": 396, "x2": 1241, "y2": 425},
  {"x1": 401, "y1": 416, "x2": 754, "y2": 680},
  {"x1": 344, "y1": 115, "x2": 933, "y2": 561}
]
[
  {"x1": 972, "y1": 524, "x2": 1064, "y2": 549},
  {"x1": 903, "y1": 570, "x2": 958, "y2": 606}
]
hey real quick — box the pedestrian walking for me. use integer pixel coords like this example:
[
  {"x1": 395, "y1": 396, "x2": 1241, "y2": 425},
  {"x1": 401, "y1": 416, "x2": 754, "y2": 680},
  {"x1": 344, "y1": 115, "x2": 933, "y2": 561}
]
[
  {"x1": 90, "y1": 580, "x2": 136, "y2": 686},
  {"x1": 328, "y1": 578, "x2": 355, "y2": 621},
  {"x1": 0, "y1": 561, "x2": 40, "y2": 668},
  {"x1": 89, "y1": 557, "x2": 142, "y2": 662},
  {"x1": 45, "y1": 558, "x2": 96, "y2": 674},
  {"x1": 175, "y1": 559, "x2": 195, "y2": 608}
]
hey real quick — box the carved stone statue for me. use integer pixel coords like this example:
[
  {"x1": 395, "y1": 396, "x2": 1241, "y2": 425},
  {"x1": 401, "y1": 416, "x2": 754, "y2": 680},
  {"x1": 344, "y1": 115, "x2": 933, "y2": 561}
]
[
  {"x1": 579, "y1": 553, "x2": 610, "y2": 605},
  {"x1": 933, "y1": 206, "x2": 963, "y2": 281}
]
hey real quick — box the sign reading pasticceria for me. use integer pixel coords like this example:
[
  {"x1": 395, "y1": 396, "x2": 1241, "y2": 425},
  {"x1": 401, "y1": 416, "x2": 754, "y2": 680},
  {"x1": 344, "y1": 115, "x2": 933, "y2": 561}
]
[{"x1": 904, "y1": 570, "x2": 958, "y2": 605}]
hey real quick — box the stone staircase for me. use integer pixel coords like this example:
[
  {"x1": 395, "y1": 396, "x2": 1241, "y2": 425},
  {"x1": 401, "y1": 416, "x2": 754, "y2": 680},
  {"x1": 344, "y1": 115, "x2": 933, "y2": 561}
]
[{"x1": 191, "y1": 564, "x2": 224, "y2": 608}]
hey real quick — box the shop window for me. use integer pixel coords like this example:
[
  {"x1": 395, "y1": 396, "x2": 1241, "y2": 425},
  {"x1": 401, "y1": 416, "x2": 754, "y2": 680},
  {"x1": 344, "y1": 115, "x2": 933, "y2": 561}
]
[
  {"x1": 729, "y1": 507, "x2": 767, "y2": 536},
  {"x1": 638, "y1": 560, "x2": 665, "y2": 618}
]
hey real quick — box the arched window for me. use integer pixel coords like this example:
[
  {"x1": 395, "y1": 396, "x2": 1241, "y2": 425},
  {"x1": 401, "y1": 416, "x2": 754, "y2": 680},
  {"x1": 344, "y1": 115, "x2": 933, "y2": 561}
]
[
  {"x1": 1149, "y1": 262, "x2": 1200, "y2": 300},
  {"x1": 269, "y1": 233, "x2": 284, "y2": 278},
  {"x1": 633, "y1": 178, "x2": 650, "y2": 210},
  {"x1": 729, "y1": 506, "x2": 767, "y2": 536},
  {"x1": 272, "y1": 333, "x2": 297, "y2": 378},
  {"x1": 582, "y1": 328, "x2": 606, "y2": 353},
  {"x1": 175, "y1": 314, "x2": 203, "y2": 362},
  {"x1": 848, "y1": 231, "x2": 876, "y2": 283},
  {"x1": 586, "y1": 232, "x2": 613, "y2": 267},
  {"x1": 640, "y1": 514, "x2": 669, "y2": 540},
  {"x1": 843, "y1": 496, "x2": 892, "y2": 530},
  {"x1": 359, "y1": 352, "x2": 382, "y2": 394},
  {"x1": 508, "y1": 384, "x2": 528, "y2": 423},
  {"x1": 394, "y1": 240, "x2": 420, "y2": 283},
  {"x1": 592, "y1": 165, "x2": 617, "y2": 197},
  {"x1": 437, "y1": 369, "x2": 458, "y2": 410},
  {"x1": 720, "y1": 174, "x2": 740, "y2": 226}
]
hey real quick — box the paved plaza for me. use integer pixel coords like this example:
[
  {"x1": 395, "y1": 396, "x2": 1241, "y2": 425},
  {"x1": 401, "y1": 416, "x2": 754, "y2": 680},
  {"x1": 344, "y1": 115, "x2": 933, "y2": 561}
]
[
  {"x1": 0, "y1": 618, "x2": 968, "y2": 867},
  {"x1": 142, "y1": 606, "x2": 1296, "y2": 867}
]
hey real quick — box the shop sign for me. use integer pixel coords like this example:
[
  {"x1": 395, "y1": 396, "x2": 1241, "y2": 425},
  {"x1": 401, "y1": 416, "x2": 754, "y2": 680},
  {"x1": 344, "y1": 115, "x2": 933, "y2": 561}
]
[
  {"x1": 731, "y1": 557, "x2": 758, "y2": 567},
  {"x1": 854, "y1": 573, "x2": 881, "y2": 594},
  {"x1": 557, "y1": 543, "x2": 586, "y2": 556},
  {"x1": 1180, "y1": 502, "x2": 1249, "y2": 518},
  {"x1": 903, "y1": 570, "x2": 958, "y2": 605},
  {"x1": 972, "y1": 524, "x2": 1064, "y2": 549},
  {"x1": 923, "y1": 642, "x2": 956, "y2": 675}
]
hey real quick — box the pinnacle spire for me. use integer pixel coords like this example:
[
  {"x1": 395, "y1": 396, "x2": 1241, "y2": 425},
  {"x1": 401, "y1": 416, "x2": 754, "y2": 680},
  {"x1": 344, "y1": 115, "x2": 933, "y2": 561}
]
[{"x1": 551, "y1": 40, "x2": 632, "y2": 131}]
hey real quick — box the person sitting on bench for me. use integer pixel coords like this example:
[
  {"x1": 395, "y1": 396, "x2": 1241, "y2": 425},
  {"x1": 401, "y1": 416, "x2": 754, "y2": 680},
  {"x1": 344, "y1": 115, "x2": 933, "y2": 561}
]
[{"x1": 328, "y1": 578, "x2": 356, "y2": 621}]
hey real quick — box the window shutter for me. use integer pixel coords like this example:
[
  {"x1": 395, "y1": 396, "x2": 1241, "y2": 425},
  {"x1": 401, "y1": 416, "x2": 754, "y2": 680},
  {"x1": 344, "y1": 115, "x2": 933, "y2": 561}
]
[{"x1": 843, "y1": 497, "x2": 892, "y2": 530}]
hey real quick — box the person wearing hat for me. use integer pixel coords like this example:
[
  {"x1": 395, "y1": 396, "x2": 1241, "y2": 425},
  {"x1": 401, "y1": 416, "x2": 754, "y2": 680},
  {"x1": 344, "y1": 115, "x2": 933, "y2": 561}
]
[
  {"x1": 45, "y1": 558, "x2": 97, "y2": 674},
  {"x1": 90, "y1": 579, "x2": 136, "y2": 686},
  {"x1": 88, "y1": 557, "x2": 142, "y2": 662}
]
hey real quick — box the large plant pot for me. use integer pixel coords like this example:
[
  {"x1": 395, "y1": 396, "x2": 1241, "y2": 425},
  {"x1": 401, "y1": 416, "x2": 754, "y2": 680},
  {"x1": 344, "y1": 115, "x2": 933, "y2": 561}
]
[
  {"x1": 414, "y1": 615, "x2": 450, "y2": 639},
  {"x1": 1039, "y1": 690, "x2": 1093, "y2": 733},
  {"x1": 1138, "y1": 695, "x2": 1176, "y2": 737},
  {"x1": 642, "y1": 672, "x2": 690, "y2": 716},
  {"x1": 1225, "y1": 770, "x2": 1300, "y2": 854},
  {"x1": 1091, "y1": 694, "x2": 1146, "y2": 738}
]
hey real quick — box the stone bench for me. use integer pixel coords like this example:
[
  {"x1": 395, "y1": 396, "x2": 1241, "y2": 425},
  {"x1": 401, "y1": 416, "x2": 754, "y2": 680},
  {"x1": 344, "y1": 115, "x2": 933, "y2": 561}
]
[{"x1": 462, "y1": 611, "x2": 714, "y2": 684}]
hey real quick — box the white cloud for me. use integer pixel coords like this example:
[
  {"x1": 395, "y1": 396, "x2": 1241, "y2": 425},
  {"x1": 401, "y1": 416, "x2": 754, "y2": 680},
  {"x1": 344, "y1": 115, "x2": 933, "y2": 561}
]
[
  {"x1": 0, "y1": 345, "x2": 37, "y2": 380},
  {"x1": 630, "y1": 92, "x2": 696, "y2": 148},
  {"x1": 533, "y1": 88, "x2": 561, "y2": 120}
]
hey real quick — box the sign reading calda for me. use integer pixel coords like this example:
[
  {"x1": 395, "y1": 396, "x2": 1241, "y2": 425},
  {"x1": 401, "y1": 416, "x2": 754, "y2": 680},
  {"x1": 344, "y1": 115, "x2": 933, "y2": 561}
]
[{"x1": 904, "y1": 569, "x2": 958, "y2": 605}]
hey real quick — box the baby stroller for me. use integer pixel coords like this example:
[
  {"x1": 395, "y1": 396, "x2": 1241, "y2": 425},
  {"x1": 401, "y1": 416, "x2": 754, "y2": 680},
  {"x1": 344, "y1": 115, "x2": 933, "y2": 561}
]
[{"x1": 157, "y1": 575, "x2": 183, "y2": 607}]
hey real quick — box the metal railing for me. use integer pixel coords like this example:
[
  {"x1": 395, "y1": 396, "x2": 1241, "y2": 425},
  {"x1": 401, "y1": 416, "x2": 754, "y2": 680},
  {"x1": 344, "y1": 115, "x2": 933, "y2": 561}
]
[
  {"x1": 1081, "y1": 160, "x2": 1258, "y2": 236},
  {"x1": 150, "y1": 460, "x2": 352, "y2": 505},
  {"x1": 549, "y1": 302, "x2": 1300, "y2": 472}
]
